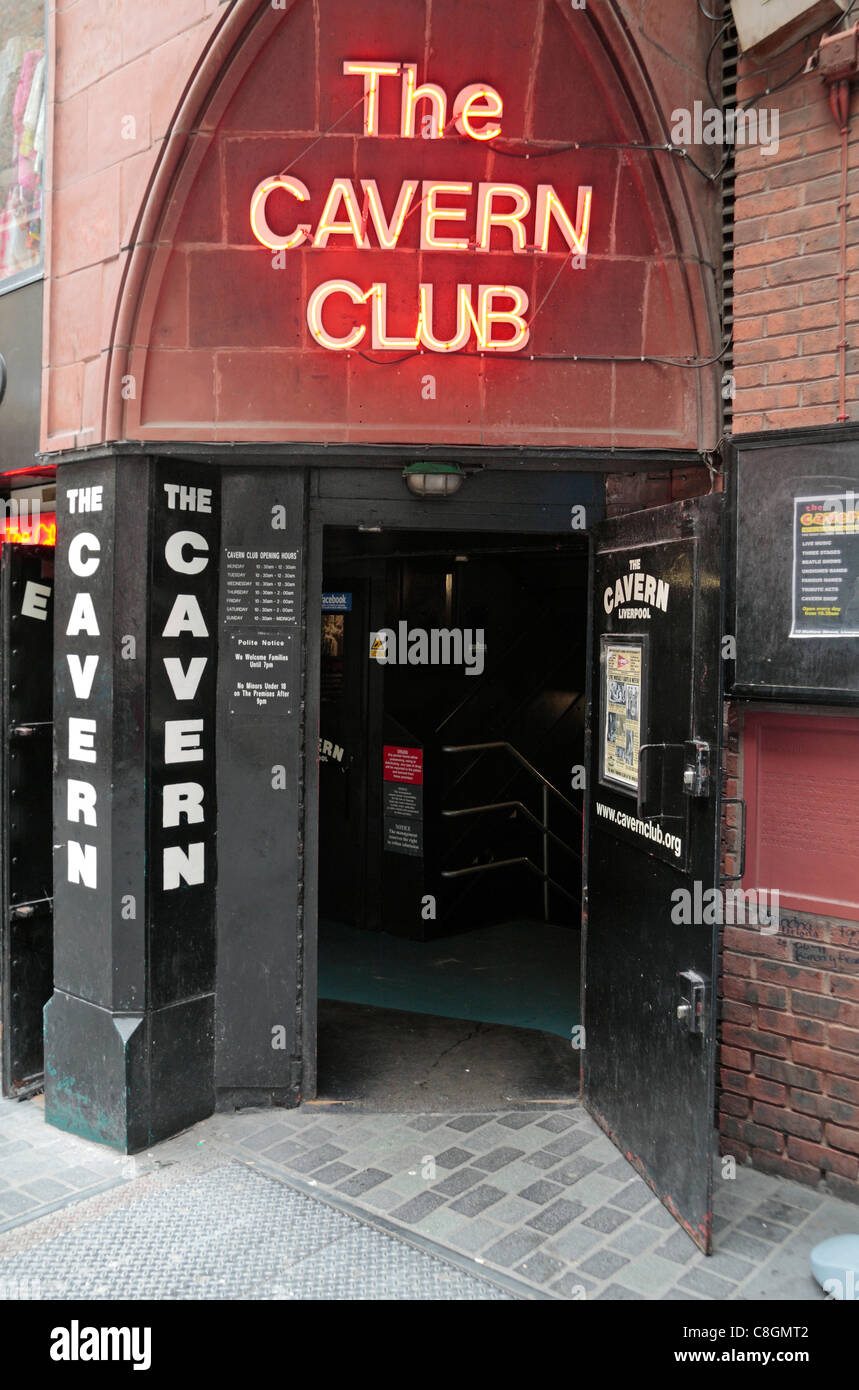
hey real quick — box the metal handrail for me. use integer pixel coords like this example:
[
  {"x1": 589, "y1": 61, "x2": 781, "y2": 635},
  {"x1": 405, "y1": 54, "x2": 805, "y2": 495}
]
[
  {"x1": 442, "y1": 741, "x2": 581, "y2": 818},
  {"x1": 442, "y1": 800, "x2": 581, "y2": 862},
  {"x1": 440, "y1": 854, "x2": 579, "y2": 906},
  {"x1": 442, "y1": 741, "x2": 582, "y2": 920}
]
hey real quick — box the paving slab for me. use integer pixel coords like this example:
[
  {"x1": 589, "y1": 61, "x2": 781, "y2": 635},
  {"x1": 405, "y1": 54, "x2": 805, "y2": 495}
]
[{"x1": 2, "y1": 1094, "x2": 858, "y2": 1301}]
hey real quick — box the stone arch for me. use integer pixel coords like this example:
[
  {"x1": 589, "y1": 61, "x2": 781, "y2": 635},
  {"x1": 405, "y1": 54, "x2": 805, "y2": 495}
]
[{"x1": 107, "y1": 0, "x2": 721, "y2": 450}]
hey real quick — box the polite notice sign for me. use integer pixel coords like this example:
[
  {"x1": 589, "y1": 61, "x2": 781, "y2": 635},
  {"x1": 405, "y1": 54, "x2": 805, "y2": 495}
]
[
  {"x1": 791, "y1": 494, "x2": 859, "y2": 637},
  {"x1": 602, "y1": 643, "x2": 642, "y2": 792},
  {"x1": 383, "y1": 745, "x2": 423, "y2": 857},
  {"x1": 227, "y1": 630, "x2": 294, "y2": 712}
]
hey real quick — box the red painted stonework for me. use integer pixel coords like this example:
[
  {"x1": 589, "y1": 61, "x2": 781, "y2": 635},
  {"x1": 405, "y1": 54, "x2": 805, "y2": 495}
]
[{"x1": 42, "y1": 0, "x2": 721, "y2": 451}]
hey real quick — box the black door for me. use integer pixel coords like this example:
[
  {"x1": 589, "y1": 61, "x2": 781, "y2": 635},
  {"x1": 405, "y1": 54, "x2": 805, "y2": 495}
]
[
  {"x1": 318, "y1": 579, "x2": 370, "y2": 926},
  {"x1": 1, "y1": 542, "x2": 54, "y2": 1096},
  {"x1": 583, "y1": 495, "x2": 724, "y2": 1252}
]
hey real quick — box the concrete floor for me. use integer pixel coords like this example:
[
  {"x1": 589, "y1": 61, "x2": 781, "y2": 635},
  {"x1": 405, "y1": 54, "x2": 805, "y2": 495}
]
[
  {"x1": 316, "y1": 999, "x2": 580, "y2": 1109},
  {"x1": 2, "y1": 1093, "x2": 857, "y2": 1300},
  {"x1": 319, "y1": 918, "x2": 581, "y2": 1038}
]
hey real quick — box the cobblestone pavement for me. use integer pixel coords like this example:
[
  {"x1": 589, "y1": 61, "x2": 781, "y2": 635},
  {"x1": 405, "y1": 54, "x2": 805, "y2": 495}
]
[{"x1": 1, "y1": 1094, "x2": 857, "y2": 1300}]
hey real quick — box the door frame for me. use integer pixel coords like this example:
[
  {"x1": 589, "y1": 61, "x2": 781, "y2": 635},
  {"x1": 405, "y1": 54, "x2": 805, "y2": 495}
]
[{"x1": 302, "y1": 463, "x2": 603, "y2": 1099}]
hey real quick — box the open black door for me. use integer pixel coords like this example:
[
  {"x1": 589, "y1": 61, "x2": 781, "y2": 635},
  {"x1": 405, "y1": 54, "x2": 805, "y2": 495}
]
[
  {"x1": 318, "y1": 578, "x2": 370, "y2": 927},
  {"x1": 583, "y1": 494, "x2": 724, "y2": 1252},
  {"x1": 1, "y1": 539, "x2": 54, "y2": 1097}
]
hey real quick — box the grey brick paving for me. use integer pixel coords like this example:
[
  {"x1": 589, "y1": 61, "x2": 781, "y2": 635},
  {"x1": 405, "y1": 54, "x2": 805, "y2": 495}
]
[
  {"x1": 580, "y1": 1248, "x2": 630, "y2": 1279},
  {"x1": 536, "y1": 1113, "x2": 578, "y2": 1133},
  {"x1": 490, "y1": 1196, "x2": 538, "y2": 1226},
  {"x1": 484, "y1": 1229, "x2": 545, "y2": 1267},
  {"x1": 583, "y1": 1206, "x2": 629, "y2": 1235},
  {"x1": 520, "y1": 1178, "x2": 564, "y2": 1204},
  {"x1": 472, "y1": 1147, "x2": 525, "y2": 1172},
  {"x1": 445, "y1": 1115, "x2": 494, "y2": 1133},
  {"x1": 448, "y1": 1215, "x2": 504, "y2": 1252},
  {"x1": 335, "y1": 1168, "x2": 390, "y2": 1196},
  {"x1": 514, "y1": 1251, "x2": 565, "y2": 1284},
  {"x1": 548, "y1": 1224, "x2": 604, "y2": 1260},
  {"x1": 550, "y1": 1271, "x2": 593, "y2": 1297},
  {"x1": 610, "y1": 1182, "x2": 655, "y2": 1213},
  {"x1": 389, "y1": 1192, "x2": 446, "y2": 1223},
  {"x1": 448, "y1": 1183, "x2": 505, "y2": 1216},
  {"x1": 521, "y1": 1149, "x2": 562, "y2": 1171},
  {"x1": 527, "y1": 1198, "x2": 585, "y2": 1234},
  {"x1": 679, "y1": 1265, "x2": 740, "y2": 1298},
  {"x1": 435, "y1": 1146, "x2": 474, "y2": 1168},
  {"x1": 658, "y1": 1228, "x2": 700, "y2": 1265},
  {"x1": 433, "y1": 1168, "x2": 484, "y2": 1197},
  {"x1": 2, "y1": 1094, "x2": 857, "y2": 1302},
  {"x1": 609, "y1": 1222, "x2": 662, "y2": 1257},
  {"x1": 737, "y1": 1214, "x2": 792, "y2": 1244},
  {"x1": 612, "y1": 1252, "x2": 680, "y2": 1295}
]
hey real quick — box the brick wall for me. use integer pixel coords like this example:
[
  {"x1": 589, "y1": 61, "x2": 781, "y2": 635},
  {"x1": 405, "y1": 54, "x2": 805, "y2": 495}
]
[
  {"x1": 717, "y1": 704, "x2": 859, "y2": 1203},
  {"x1": 717, "y1": 913, "x2": 859, "y2": 1203},
  {"x1": 732, "y1": 35, "x2": 859, "y2": 431}
]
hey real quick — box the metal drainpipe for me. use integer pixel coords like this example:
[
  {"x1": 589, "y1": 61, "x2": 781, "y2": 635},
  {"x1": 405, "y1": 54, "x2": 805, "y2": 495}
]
[{"x1": 828, "y1": 78, "x2": 852, "y2": 424}]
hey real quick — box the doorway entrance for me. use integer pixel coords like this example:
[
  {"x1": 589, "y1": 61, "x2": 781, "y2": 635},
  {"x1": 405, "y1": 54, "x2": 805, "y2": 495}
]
[
  {"x1": 0, "y1": 520, "x2": 55, "y2": 1098},
  {"x1": 316, "y1": 526, "x2": 587, "y2": 1109}
]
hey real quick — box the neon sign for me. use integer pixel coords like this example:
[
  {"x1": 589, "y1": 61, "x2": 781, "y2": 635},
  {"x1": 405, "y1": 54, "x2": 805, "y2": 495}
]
[
  {"x1": 0, "y1": 514, "x2": 56, "y2": 546},
  {"x1": 250, "y1": 60, "x2": 593, "y2": 356}
]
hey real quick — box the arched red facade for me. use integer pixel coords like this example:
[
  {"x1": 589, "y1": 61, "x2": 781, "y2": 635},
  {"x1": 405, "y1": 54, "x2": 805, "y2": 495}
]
[{"x1": 104, "y1": 0, "x2": 721, "y2": 450}]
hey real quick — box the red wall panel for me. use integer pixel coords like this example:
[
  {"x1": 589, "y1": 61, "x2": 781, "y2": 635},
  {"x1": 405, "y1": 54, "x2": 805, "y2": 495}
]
[{"x1": 743, "y1": 711, "x2": 859, "y2": 923}]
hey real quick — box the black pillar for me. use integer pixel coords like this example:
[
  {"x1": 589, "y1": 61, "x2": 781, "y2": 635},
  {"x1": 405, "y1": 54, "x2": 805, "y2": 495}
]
[
  {"x1": 214, "y1": 467, "x2": 305, "y2": 1108},
  {"x1": 46, "y1": 456, "x2": 220, "y2": 1151}
]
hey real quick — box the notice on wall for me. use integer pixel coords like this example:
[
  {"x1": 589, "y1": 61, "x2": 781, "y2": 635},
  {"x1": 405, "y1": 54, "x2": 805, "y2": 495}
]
[
  {"x1": 227, "y1": 630, "x2": 294, "y2": 712},
  {"x1": 224, "y1": 548, "x2": 300, "y2": 625},
  {"x1": 791, "y1": 494, "x2": 859, "y2": 637},
  {"x1": 383, "y1": 817, "x2": 423, "y2": 857},
  {"x1": 383, "y1": 744, "x2": 423, "y2": 856},
  {"x1": 602, "y1": 643, "x2": 642, "y2": 792},
  {"x1": 383, "y1": 780, "x2": 422, "y2": 819},
  {"x1": 383, "y1": 745, "x2": 423, "y2": 784}
]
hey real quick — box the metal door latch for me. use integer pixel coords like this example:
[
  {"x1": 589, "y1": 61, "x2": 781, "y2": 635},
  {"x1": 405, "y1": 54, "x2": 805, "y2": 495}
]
[
  {"x1": 677, "y1": 969, "x2": 706, "y2": 1034},
  {"x1": 682, "y1": 739, "x2": 711, "y2": 797}
]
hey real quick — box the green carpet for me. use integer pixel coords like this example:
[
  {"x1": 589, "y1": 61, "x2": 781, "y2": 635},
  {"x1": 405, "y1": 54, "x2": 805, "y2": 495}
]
[{"x1": 318, "y1": 918, "x2": 581, "y2": 1040}]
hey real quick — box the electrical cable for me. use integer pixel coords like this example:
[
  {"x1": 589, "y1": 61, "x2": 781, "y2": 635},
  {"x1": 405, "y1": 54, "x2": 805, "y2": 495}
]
[
  {"x1": 355, "y1": 339, "x2": 732, "y2": 369},
  {"x1": 706, "y1": 21, "x2": 734, "y2": 107}
]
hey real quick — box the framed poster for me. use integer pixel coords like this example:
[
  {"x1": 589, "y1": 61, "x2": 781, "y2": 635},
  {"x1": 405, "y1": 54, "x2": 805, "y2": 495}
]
[
  {"x1": 790, "y1": 493, "x2": 859, "y2": 638},
  {"x1": 600, "y1": 636, "x2": 645, "y2": 796}
]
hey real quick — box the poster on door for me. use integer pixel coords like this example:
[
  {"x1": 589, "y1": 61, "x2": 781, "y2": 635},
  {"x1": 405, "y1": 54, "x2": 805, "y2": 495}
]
[
  {"x1": 790, "y1": 493, "x2": 859, "y2": 637},
  {"x1": 602, "y1": 643, "x2": 642, "y2": 792}
]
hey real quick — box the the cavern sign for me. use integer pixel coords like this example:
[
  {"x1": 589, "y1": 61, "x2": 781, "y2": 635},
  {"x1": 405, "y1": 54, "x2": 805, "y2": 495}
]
[{"x1": 249, "y1": 59, "x2": 593, "y2": 355}]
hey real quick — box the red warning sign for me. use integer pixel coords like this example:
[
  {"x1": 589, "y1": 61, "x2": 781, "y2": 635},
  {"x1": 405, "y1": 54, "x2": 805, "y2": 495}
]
[{"x1": 383, "y1": 745, "x2": 423, "y2": 785}]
